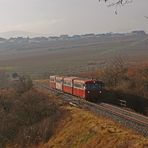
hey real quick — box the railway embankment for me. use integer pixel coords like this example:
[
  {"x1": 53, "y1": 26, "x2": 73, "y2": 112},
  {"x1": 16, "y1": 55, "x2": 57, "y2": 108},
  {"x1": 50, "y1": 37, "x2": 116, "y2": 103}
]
[
  {"x1": 1, "y1": 84, "x2": 147, "y2": 148},
  {"x1": 39, "y1": 105, "x2": 148, "y2": 148},
  {"x1": 34, "y1": 80, "x2": 148, "y2": 148},
  {"x1": 34, "y1": 81, "x2": 148, "y2": 137}
]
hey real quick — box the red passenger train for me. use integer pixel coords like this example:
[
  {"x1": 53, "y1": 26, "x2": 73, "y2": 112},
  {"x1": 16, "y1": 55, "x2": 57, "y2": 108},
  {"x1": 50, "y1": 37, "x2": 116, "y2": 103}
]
[{"x1": 49, "y1": 75, "x2": 104, "y2": 101}]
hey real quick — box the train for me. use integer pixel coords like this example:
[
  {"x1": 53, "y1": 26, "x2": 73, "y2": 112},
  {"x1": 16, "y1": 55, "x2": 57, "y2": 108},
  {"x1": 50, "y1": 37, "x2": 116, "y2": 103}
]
[{"x1": 49, "y1": 75, "x2": 104, "y2": 101}]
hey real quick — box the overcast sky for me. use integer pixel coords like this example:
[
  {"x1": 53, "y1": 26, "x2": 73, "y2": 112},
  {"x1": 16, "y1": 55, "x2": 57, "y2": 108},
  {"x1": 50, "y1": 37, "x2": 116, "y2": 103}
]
[{"x1": 0, "y1": 0, "x2": 148, "y2": 36}]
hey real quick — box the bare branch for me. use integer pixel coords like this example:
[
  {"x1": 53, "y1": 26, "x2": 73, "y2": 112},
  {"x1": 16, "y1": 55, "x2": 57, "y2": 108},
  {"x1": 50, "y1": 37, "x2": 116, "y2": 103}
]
[
  {"x1": 107, "y1": 0, "x2": 133, "y2": 7},
  {"x1": 99, "y1": 0, "x2": 133, "y2": 7},
  {"x1": 99, "y1": 0, "x2": 133, "y2": 14}
]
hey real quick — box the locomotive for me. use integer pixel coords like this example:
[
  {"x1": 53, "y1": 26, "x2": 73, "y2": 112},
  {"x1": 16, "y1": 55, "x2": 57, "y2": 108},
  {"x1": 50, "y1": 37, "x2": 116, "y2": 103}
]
[{"x1": 49, "y1": 75, "x2": 104, "y2": 101}]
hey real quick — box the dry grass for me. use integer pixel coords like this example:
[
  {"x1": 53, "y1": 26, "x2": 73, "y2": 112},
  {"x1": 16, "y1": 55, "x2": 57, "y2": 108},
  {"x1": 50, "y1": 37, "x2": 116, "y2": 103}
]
[
  {"x1": 2, "y1": 83, "x2": 147, "y2": 148},
  {"x1": 39, "y1": 106, "x2": 148, "y2": 148}
]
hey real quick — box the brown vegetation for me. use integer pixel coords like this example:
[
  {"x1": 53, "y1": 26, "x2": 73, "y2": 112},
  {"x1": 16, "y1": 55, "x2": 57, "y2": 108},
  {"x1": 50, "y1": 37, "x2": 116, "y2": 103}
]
[
  {"x1": 0, "y1": 71, "x2": 9, "y2": 88},
  {"x1": 79, "y1": 58, "x2": 148, "y2": 115},
  {"x1": 41, "y1": 106, "x2": 148, "y2": 148},
  {"x1": 0, "y1": 89, "x2": 62, "y2": 148},
  {"x1": 0, "y1": 77, "x2": 147, "y2": 148},
  {"x1": 13, "y1": 75, "x2": 33, "y2": 94},
  {"x1": 80, "y1": 59, "x2": 148, "y2": 98}
]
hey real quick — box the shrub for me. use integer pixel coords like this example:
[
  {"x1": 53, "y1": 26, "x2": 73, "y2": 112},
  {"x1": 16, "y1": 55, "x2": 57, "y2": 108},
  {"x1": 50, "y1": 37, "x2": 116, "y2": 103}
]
[
  {"x1": 102, "y1": 57, "x2": 128, "y2": 88},
  {"x1": 0, "y1": 89, "x2": 61, "y2": 148},
  {"x1": 14, "y1": 75, "x2": 33, "y2": 94},
  {"x1": 0, "y1": 71, "x2": 9, "y2": 88}
]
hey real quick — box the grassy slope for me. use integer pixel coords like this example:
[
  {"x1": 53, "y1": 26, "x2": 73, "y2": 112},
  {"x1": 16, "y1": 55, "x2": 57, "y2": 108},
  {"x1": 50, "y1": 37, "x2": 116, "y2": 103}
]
[{"x1": 38, "y1": 106, "x2": 148, "y2": 148}]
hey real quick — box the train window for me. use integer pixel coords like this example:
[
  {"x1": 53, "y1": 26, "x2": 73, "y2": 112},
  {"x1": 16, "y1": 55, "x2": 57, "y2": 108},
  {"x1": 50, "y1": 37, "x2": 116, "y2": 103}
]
[
  {"x1": 50, "y1": 77, "x2": 55, "y2": 82},
  {"x1": 85, "y1": 83, "x2": 102, "y2": 90},
  {"x1": 64, "y1": 80, "x2": 71, "y2": 86},
  {"x1": 56, "y1": 79, "x2": 63, "y2": 83},
  {"x1": 74, "y1": 82, "x2": 84, "y2": 88}
]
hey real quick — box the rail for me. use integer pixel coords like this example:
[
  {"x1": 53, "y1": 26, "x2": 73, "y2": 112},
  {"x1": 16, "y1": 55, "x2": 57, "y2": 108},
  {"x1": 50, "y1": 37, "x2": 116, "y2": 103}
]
[{"x1": 34, "y1": 82, "x2": 148, "y2": 137}]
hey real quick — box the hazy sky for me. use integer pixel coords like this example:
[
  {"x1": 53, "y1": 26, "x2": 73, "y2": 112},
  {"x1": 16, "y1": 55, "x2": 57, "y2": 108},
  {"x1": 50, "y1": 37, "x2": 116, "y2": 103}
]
[{"x1": 0, "y1": 0, "x2": 148, "y2": 35}]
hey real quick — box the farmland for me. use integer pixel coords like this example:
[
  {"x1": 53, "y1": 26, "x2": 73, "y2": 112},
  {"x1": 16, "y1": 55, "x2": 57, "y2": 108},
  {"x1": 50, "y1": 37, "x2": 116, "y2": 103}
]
[{"x1": 0, "y1": 33, "x2": 148, "y2": 79}]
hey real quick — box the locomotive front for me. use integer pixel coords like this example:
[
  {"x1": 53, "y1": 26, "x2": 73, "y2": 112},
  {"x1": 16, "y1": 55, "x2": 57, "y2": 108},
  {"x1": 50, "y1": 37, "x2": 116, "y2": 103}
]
[
  {"x1": 73, "y1": 79, "x2": 104, "y2": 101},
  {"x1": 84, "y1": 80, "x2": 104, "y2": 100}
]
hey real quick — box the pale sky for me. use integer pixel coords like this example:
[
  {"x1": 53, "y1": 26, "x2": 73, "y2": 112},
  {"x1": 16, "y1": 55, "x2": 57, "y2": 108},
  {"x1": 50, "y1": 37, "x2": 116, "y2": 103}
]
[{"x1": 0, "y1": 0, "x2": 148, "y2": 36}]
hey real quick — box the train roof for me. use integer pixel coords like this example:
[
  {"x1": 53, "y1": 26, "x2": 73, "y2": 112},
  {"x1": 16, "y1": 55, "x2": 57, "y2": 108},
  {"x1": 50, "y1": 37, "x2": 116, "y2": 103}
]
[
  {"x1": 63, "y1": 77, "x2": 78, "y2": 81},
  {"x1": 55, "y1": 76, "x2": 65, "y2": 79},
  {"x1": 50, "y1": 75, "x2": 103, "y2": 83},
  {"x1": 74, "y1": 78, "x2": 103, "y2": 83},
  {"x1": 50, "y1": 75, "x2": 58, "y2": 78}
]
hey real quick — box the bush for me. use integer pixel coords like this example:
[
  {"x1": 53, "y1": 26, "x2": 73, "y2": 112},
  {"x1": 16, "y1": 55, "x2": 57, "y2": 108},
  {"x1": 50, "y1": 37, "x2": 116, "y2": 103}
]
[
  {"x1": 95, "y1": 57, "x2": 148, "y2": 99},
  {"x1": 0, "y1": 89, "x2": 61, "y2": 148},
  {"x1": 0, "y1": 71, "x2": 9, "y2": 88},
  {"x1": 14, "y1": 75, "x2": 33, "y2": 94},
  {"x1": 79, "y1": 58, "x2": 148, "y2": 114},
  {"x1": 102, "y1": 57, "x2": 128, "y2": 88}
]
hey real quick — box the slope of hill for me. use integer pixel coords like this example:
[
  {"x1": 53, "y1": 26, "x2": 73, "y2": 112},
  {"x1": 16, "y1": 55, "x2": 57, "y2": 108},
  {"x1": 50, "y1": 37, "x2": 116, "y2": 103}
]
[
  {"x1": 0, "y1": 33, "x2": 147, "y2": 78},
  {"x1": 1, "y1": 87, "x2": 147, "y2": 148},
  {"x1": 39, "y1": 106, "x2": 148, "y2": 148}
]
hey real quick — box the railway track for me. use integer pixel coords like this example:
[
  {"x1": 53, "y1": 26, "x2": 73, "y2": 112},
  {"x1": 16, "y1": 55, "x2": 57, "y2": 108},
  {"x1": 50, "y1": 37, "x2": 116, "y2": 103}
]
[
  {"x1": 34, "y1": 82, "x2": 148, "y2": 137},
  {"x1": 100, "y1": 103, "x2": 148, "y2": 123}
]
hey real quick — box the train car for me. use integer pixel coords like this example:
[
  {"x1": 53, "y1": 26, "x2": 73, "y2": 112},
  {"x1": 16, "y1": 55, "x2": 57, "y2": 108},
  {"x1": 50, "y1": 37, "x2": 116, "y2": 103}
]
[
  {"x1": 49, "y1": 75, "x2": 57, "y2": 89},
  {"x1": 73, "y1": 78, "x2": 104, "y2": 100},
  {"x1": 63, "y1": 77, "x2": 78, "y2": 94},
  {"x1": 55, "y1": 76, "x2": 64, "y2": 91}
]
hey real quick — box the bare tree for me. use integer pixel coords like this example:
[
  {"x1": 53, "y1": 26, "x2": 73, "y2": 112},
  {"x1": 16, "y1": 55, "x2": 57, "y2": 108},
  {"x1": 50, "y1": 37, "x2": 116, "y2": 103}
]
[
  {"x1": 13, "y1": 75, "x2": 33, "y2": 94},
  {"x1": 103, "y1": 56, "x2": 128, "y2": 87},
  {"x1": 99, "y1": 0, "x2": 148, "y2": 17},
  {"x1": 99, "y1": 0, "x2": 133, "y2": 6}
]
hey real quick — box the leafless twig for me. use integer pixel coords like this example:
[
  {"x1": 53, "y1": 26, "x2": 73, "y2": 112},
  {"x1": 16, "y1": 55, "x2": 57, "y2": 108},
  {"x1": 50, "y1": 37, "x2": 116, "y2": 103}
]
[
  {"x1": 99, "y1": 0, "x2": 133, "y2": 14},
  {"x1": 99, "y1": 0, "x2": 133, "y2": 7}
]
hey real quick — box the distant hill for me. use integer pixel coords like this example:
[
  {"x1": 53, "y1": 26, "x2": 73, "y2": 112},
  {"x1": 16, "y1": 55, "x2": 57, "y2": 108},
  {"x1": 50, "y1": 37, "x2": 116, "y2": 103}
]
[
  {"x1": 0, "y1": 31, "x2": 147, "y2": 78},
  {"x1": 0, "y1": 31, "x2": 47, "y2": 39}
]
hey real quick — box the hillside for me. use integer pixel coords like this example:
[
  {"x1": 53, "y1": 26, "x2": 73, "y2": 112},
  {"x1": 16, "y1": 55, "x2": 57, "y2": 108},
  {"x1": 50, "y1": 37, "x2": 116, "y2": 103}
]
[
  {"x1": 39, "y1": 106, "x2": 148, "y2": 148},
  {"x1": 0, "y1": 86, "x2": 148, "y2": 148},
  {"x1": 0, "y1": 33, "x2": 148, "y2": 78},
  {"x1": 0, "y1": 89, "x2": 62, "y2": 148}
]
